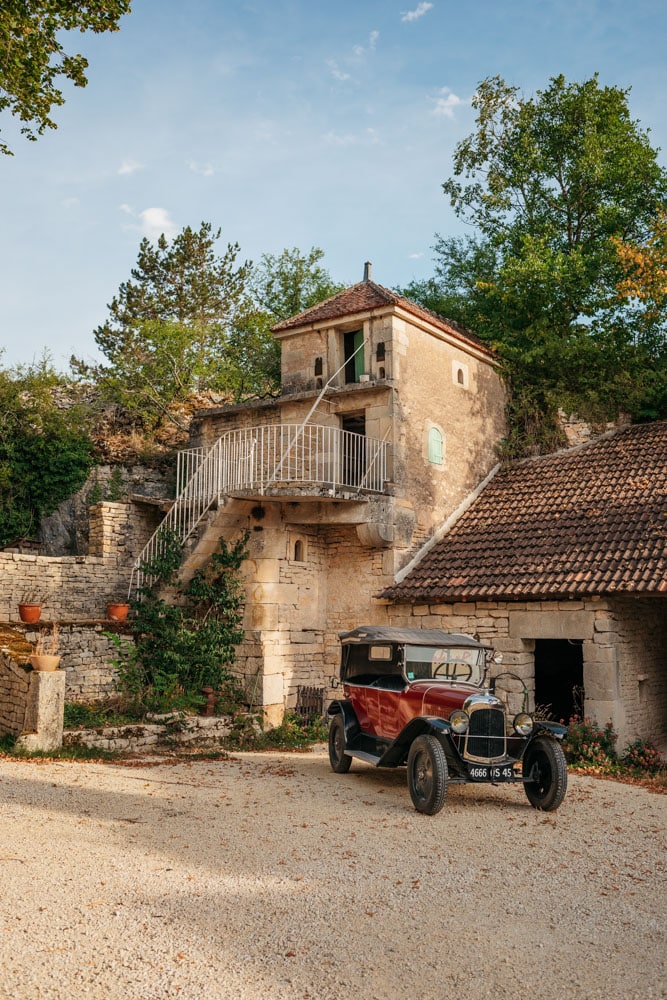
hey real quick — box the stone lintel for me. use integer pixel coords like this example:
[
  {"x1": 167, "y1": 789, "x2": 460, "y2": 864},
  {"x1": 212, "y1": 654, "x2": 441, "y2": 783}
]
[{"x1": 508, "y1": 609, "x2": 595, "y2": 640}]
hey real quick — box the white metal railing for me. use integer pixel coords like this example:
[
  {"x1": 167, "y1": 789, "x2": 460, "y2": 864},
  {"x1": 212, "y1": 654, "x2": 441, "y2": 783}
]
[
  {"x1": 129, "y1": 424, "x2": 389, "y2": 596},
  {"x1": 176, "y1": 447, "x2": 205, "y2": 493}
]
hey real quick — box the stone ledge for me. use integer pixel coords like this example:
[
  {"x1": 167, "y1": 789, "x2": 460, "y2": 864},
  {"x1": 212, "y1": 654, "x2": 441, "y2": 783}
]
[{"x1": 63, "y1": 714, "x2": 234, "y2": 752}]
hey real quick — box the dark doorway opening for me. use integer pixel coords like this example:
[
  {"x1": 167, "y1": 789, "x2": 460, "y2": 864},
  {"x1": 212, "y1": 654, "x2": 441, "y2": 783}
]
[
  {"x1": 534, "y1": 639, "x2": 583, "y2": 724},
  {"x1": 341, "y1": 413, "x2": 366, "y2": 487}
]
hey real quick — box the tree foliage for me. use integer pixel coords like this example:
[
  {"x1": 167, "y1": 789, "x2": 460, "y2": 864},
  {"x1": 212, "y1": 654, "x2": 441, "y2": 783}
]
[
  {"x1": 72, "y1": 222, "x2": 253, "y2": 427},
  {"x1": 0, "y1": 356, "x2": 94, "y2": 545},
  {"x1": 251, "y1": 246, "x2": 344, "y2": 323},
  {"x1": 0, "y1": 1, "x2": 131, "y2": 155},
  {"x1": 406, "y1": 74, "x2": 667, "y2": 454},
  {"x1": 74, "y1": 230, "x2": 342, "y2": 423}
]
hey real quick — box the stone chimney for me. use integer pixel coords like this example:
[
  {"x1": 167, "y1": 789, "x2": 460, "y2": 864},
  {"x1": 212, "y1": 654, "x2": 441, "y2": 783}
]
[{"x1": 363, "y1": 261, "x2": 372, "y2": 282}]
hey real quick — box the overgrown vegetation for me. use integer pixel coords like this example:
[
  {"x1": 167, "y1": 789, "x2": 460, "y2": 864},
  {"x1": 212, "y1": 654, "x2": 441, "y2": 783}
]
[
  {"x1": 563, "y1": 715, "x2": 665, "y2": 789},
  {"x1": 109, "y1": 528, "x2": 249, "y2": 714},
  {"x1": 0, "y1": 357, "x2": 94, "y2": 546}
]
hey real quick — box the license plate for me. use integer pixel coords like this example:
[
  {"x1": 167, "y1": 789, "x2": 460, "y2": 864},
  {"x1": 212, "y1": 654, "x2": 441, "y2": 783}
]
[{"x1": 467, "y1": 764, "x2": 514, "y2": 781}]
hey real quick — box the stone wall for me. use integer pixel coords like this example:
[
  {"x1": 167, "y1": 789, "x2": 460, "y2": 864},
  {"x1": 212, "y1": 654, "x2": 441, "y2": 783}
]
[
  {"x1": 14, "y1": 623, "x2": 127, "y2": 701},
  {"x1": 0, "y1": 501, "x2": 158, "y2": 622},
  {"x1": 0, "y1": 650, "x2": 66, "y2": 751}
]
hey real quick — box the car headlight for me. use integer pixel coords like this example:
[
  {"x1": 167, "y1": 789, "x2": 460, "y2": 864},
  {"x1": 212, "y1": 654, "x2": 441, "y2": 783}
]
[
  {"x1": 449, "y1": 709, "x2": 469, "y2": 734},
  {"x1": 513, "y1": 712, "x2": 534, "y2": 737}
]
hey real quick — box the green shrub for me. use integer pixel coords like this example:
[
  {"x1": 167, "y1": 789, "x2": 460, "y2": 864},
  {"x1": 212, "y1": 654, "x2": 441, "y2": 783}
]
[
  {"x1": 621, "y1": 738, "x2": 664, "y2": 775},
  {"x1": 563, "y1": 715, "x2": 618, "y2": 769}
]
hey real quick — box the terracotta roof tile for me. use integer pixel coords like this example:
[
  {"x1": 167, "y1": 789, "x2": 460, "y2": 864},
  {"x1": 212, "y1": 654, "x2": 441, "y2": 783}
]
[
  {"x1": 271, "y1": 279, "x2": 491, "y2": 356},
  {"x1": 383, "y1": 421, "x2": 667, "y2": 602}
]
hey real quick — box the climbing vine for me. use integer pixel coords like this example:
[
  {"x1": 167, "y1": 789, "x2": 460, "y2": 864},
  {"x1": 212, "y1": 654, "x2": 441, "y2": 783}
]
[{"x1": 111, "y1": 529, "x2": 250, "y2": 710}]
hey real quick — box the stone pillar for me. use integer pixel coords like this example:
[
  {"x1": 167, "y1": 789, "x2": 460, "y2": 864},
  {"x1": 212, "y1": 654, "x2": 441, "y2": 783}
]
[{"x1": 15, "y1": 671, "x2": 66, "y2": 752}]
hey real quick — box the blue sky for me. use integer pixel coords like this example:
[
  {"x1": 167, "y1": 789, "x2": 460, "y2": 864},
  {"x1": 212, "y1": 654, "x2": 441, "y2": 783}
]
[{"x1": 1, "y1": 0, "x2": 666, "y2": 369}]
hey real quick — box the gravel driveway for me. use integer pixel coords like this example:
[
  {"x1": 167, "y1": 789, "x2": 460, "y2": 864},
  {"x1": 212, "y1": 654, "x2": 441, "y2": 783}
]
[{"x1": 0, "y1": 748, "x2": 665, "y2": 1000}]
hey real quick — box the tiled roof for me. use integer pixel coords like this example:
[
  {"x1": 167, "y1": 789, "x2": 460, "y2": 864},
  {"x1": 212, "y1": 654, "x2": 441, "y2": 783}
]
[
  {"x1": 383, "y1": 421, "x2": 667, "y2": 603},
  {"x1": 271, "y1": 279, "x2": 491, "y2": 355}
]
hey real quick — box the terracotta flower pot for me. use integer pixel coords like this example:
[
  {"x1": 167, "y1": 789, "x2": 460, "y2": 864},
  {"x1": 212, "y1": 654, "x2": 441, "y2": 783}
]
[
  {"x1": 18, "y1": 603, "x2": 42, "y2": 624},
  {"x1": 29, "y1": 654, "x2": 61, "y2": 672},
  {"x1": 107, "y1": 602, "x2": 130, "y2": 622}
]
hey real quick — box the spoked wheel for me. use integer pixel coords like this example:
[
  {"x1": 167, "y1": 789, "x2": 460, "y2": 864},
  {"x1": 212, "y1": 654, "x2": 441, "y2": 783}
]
[
  {"x1": 328, "y1": 715, "x2": 352, "y2": 773},
  {"x1": 407, "y1": 735, "x2": 448, "y2": 815},
  {"x1": 523, "y1": 737, "x2": 568, "y2": 811}
]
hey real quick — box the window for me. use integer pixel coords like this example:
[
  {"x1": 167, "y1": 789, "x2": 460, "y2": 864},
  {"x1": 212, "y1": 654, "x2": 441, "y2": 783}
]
[
  {"x1": 376, "y1": 342, "x2": 385, "y2": 361},
  {"x1": 314, "y1": 356, "x2": 323, "y2": 376},
  {"x1": 452, "y1": 360, "x2": 469, "y2": 389},
  {"x1": 428, "y1": 426, "x2": 444, "y2": 465},
  {"x1": 293, "y1": 539, "x2": 304, "y2": 562}
]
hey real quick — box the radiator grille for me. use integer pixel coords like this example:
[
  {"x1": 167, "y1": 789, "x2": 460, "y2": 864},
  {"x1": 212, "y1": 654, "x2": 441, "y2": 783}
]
[{"x1": 465, "y1": 707, "x2": 506, "y2": 762}]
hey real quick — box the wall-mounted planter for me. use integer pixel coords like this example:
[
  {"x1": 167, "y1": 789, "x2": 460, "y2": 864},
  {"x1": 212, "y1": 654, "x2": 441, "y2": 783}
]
[
  {"x1": 18, "y1": 603, "x2": 42, "y2": 624},
  {"x1": 107, "y1": 602, "x2": 130, "y2": 622},
  {"x1": 29, "y1": 654, "x2": 61, "y2": 671}
]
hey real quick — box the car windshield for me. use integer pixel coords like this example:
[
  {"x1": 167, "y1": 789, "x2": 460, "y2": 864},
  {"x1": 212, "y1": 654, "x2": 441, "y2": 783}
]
[{"x1": 404, "y1": 645, "x2": 485, "y2": 686}]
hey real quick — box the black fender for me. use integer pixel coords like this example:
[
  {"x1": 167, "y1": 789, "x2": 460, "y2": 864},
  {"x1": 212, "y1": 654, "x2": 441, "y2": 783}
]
[
  {"x1": 533, "y1": 720, "x2": 567, "y2": 740},
  {"x1": 378, "y1": 717, "x2": 465, "y2": 776},
  {"x1": 327, "y1": 699, "x2": 361, "y2": 747}
]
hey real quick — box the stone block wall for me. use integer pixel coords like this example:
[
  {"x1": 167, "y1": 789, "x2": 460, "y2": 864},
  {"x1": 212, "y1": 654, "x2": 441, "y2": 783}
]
[
  {"x1": 15, "y1": 623, "x2": 127, "y2": 701},
  {"x1": 0, "y1": 651, "x2": 32, "y2": 736}
]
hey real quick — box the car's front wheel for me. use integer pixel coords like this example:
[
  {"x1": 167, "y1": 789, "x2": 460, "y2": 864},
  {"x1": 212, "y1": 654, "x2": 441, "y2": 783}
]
[
  {"x1": 523, "y1": 737, "x2": 568, "y2": 811},
  {"x1": 407, "y1": 735, "x2": 448, "y2": 815},
  {"x1": 328, "y1": 715, "x2": 352, "y2": 773}
]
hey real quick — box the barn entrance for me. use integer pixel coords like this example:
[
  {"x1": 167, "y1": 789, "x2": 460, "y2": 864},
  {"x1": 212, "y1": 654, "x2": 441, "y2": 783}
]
[{"x1": 534, "y1": 639, "x2": 583, "y2": 724}]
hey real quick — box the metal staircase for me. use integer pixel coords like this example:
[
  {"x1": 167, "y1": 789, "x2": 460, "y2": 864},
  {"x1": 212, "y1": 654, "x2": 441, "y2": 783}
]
[{"x1": 129, "y1": 424, "x2": 389, "y2": 597}]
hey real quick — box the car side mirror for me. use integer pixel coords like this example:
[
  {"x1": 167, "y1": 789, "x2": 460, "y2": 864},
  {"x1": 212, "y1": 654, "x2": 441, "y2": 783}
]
[
  {"x1": 330, "y1": 676, "x2": 340, "y2": 689},
  {"x1": 493, "y1": 652, "x2": 503, "y2": 664}
]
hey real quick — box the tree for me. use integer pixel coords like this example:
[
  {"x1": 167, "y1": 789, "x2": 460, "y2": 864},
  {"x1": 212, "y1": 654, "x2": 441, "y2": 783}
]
[
  {"x1": 0, "y1": 1, "x2": 131, "y2": 155},
  {"x1": 75, "y1": 235, "x2": 344, "y2": 422},
  {"x1": 410, "y1": 74, "x2": 667, "y2": 454},
  {"x1": 0, "y1": 356, "x2": 94, "y2": 545},
  {"x1": 250, "y1": 246, "x2": 344, "y2": 322},
  {"x1": 73, "y1": 222, "x2": 253, "y2": 428}
]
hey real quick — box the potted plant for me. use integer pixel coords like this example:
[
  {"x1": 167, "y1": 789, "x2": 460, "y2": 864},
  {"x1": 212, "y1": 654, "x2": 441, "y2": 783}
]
[
  {"x1": 29, "y1": 624, "x2": 61, "y2": 671},
  {"x1": 107, "y1": 595, "x2": 130, "y2": 622},
  {"x1": 18, "y1": 590, "x2": 44, "y2": 624}
]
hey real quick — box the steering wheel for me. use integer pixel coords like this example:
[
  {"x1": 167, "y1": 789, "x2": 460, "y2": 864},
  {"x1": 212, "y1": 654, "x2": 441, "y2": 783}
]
[{"x1": 434, "y1": 662, "x2": 473, "y2": 682}]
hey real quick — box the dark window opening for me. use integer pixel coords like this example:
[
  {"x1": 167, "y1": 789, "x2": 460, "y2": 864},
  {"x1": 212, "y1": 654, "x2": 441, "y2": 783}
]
[
  {"x1": 379, "y1": 366, "x2": 385, "y2": 379},
  {"x1": 376, "y1": 341, "x2": 385, "y2": 361},
  {"x1": 314, "y1": 356, "x2": 323, "y2": 376},
  {"x1": 457, "y1": 368, "x2": 465, "y2": 384},
  {"x1": 344, "y1": 330, "x2": 364, "y2": 384},
  {"x1": 534, "y1": 639, "x2": 583, "y2": 724},
  {"x1": 293, "y1": 539, "x2": 304, "y2": 562},
  {"x1": 341, "y1": 413, "x2": 366, "y2": 487}
]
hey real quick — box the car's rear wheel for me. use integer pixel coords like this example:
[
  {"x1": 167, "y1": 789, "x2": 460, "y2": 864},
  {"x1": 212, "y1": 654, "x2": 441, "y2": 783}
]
[
  {"x1": 328, "y1": 715, "x2": 352, "y2": 773},
  {"x1": 407, "y1": 735, "x2": 448, "y2": 815},
  {"x1": 523, "y1": 737, "x2": 568, "y2": 811}
]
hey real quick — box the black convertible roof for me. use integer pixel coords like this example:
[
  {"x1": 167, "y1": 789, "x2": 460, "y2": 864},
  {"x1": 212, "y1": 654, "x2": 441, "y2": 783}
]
[{"x1": 339, "y1": 626, "x2": 489, "y2": 648}]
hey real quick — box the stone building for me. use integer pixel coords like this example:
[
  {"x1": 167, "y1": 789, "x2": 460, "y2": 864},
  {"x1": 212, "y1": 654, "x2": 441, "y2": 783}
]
[
  {"x1": 134, "y1": 266, "x2": 666, "y2": 747},
  {"x1": 152, "y1": 265, "x2": 506, "y2": 723},
  {"x1": 381, "y1": 420, "x2": 667, "y2": 749}
]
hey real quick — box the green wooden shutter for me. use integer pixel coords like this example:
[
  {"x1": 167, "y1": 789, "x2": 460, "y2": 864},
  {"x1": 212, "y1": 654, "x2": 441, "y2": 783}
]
[{"x1": 353, "y1": 331, "x2": 364, "y2": 382}]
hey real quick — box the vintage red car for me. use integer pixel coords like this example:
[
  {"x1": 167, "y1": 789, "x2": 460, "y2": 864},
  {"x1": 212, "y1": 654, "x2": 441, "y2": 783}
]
[{"x1": 327, "y1": 626, "x2": 568, "y2": 815}]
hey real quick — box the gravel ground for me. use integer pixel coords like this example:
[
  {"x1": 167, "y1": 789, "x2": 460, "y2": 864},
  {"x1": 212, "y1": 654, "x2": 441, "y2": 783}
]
[{"x1": 0, "y1": 747, "x2": 665, "y2": 1000}]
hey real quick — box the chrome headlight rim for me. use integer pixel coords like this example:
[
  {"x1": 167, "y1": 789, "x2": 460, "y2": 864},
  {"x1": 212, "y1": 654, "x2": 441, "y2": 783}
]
[
  {"x1": 513, "y1": 712, "x2": 534, "y2": 737},
  {"x1": 449, "y1": 709, "x2": 469, "y2": 735}
]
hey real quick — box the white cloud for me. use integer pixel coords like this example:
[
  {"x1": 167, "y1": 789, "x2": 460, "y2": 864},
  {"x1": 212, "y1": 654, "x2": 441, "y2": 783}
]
[
  {"x1": 409, "y1": 252, "x2": 425, "y2": 259},
  {"x1": 323, "y1": 131, "x2": 356, "y2": 147},
  {"x1": 187, "y1": 159, "x2": 216, "y2": 177},
  {"x1": 401, "y1": 3, "x2": 433, "y2": 22},
  {"x1": 118, "y1": 203, "x2": 134, "y2": 215},
  {"x1": 327, "y1": 59, "x2": 351, "y2": 81},
  {"x1": 125, "y1": 207, "x2": 179, "y2": 241},
  {"x1": 353, "y1": 30, "x2": 379, "y2": 58},
  {"x1": 117, "y1": 158, "x2": 144, "y2": 176},
  {"x1": 432, "y1": 86, "x2": 466, "y2": 118}
]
